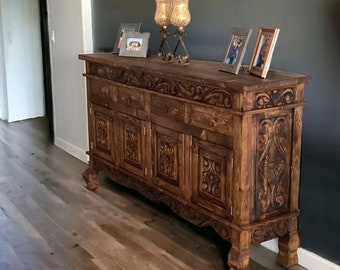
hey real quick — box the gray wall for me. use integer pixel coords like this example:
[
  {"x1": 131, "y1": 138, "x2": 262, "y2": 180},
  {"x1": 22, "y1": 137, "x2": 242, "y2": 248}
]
[{"x1": 92, "y1": 0, "x2": 340, "y2": 264}]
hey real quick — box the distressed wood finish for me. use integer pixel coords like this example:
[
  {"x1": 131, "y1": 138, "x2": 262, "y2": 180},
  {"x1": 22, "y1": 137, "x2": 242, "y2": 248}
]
[{"x1": 79, "y1": 53, "x2": 310, "y2": 270}]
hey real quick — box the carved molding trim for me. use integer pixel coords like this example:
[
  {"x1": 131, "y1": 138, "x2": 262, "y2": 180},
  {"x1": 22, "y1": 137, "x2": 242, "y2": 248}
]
[
  {"x1": 251, "y1": 219, "x2": 288, "y2": 244},
  {"x1": 255, "y1": 88, "x2": 295, "y2": 109},
  {"x1": 89, "y1": 63, "x2": 233, "y2": 109},
  {"x1": 92, "y1": 156, "x2": 231, "y2": 241}
]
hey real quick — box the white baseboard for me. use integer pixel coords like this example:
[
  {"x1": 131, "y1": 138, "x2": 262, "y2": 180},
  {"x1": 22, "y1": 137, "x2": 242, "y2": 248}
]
[
  {"x1": 262, "y1": 239, "x2": 340, "y2": 270},
  {"x1": 54, "y1": 136, "x2": 89, "y2": 163}
]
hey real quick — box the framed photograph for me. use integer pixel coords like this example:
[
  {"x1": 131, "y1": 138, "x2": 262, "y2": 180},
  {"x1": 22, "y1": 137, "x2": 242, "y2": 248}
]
[
  {"x1": 113, "y1": 23, "x2": 141, "y2": 53},
  {"x1": 119, "y1": 32, "x2": 150, "y2": 58},
  {"x1": 219, "y1": 27, "x2": 252, "y2": 75},
  {"x1": 249, "y1": 27, "x2": 280, "y2": 78}
]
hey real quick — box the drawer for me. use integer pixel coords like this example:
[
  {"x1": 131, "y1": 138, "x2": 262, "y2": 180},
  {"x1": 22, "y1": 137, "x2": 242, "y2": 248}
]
[
  {"x1": 151, "y1": 95, "x2": 185, "y2": 122},
  {"x1": 185, "y1": 103, "x2": 233, "y2": 136},
  {"x1": 117, "y1": 86, "x2": 145, "y2": 110},
  {"x1": 89, "y1": 79, "x2": 116, "y2": 108}
]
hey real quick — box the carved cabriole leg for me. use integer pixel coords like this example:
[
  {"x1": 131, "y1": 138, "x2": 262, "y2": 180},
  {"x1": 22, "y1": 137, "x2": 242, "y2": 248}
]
[
  {"x1": 82, "y1": 168, "x2": 99, "y2": 191},
  {"x1": 228, "y1": 230, "x2": 250, "y2": 270},
  {"x1": 276, "y1": 217, "x2": 300, "y2": 267}
]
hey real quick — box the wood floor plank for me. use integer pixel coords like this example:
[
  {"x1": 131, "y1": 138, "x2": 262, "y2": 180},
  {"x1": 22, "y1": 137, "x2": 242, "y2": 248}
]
[{"x1": 0, "y1": 117, "x2": 307, "y2": 270}]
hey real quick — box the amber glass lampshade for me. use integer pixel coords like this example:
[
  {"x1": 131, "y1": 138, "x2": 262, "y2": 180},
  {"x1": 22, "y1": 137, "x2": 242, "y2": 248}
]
[
  {"x1": 154, "y1": 0, "x2": 173, "y2": 26},
  {"x1": 170, "y1": 0, "x2": 191, "y2": 29}
]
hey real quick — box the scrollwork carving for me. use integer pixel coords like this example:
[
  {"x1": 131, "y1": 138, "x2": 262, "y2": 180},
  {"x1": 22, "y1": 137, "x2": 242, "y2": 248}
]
[
  {"x1": 157, "y1": 134, "x2": 178, "y2": 186},
  {"x1": 89, "y1": 63, "x2": 233, "y2": 109},
  {"x1": 251, "y1": 219, "x2": 288, "y2": 244},
  {"x1": 255, "y1": 115, "x2": 291, "y2": 220},
  {"x1": 255, "y1": 88, "x2": 295, "y2": 109},
  {"x1": 201, "y1": 156, "x2": 222, "y2": 199}
]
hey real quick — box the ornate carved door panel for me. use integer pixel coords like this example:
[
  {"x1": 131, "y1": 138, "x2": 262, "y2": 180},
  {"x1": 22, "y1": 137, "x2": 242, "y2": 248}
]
[
  {"x1": 151, "y1": 124, "x2": 185, "y2": 196},
  {"x1": 192, "y1": 137, "x2": 233, "y2": 218},
  {"x1": 253, "y1": 111, "x2": 293, "y2": 221},
  {"x1": 117, "y1": 113, "x2": 149, "y2": 178},
  {"x1": 89, "y1": 104, "x2": 115, "y2": 162}
]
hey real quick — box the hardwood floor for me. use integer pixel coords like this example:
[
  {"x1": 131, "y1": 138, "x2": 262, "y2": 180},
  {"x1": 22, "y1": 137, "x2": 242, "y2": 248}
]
[{"x1": 0, "y1": 117, "x2": 306, "y2": 270}]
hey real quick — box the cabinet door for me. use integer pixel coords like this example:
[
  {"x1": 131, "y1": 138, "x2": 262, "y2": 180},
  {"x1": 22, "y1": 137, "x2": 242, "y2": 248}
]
[
  {"x1": 89, "y1": 104, "x2": 115, "y2": 162},
  {"x1": 192, "y1": 138, "x2": 233, "y2": 217},
  {"x1": 151, "y1": 125, "x2": 185, "y2": 196},
  {"x1": 117, "y1": 113, "x2": 148, "y2": 178}
]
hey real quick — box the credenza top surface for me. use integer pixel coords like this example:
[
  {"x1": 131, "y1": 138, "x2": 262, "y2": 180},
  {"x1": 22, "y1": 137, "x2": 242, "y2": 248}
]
[{"x1": 79, "y1": 53, "x2": 310, "y2": 93}]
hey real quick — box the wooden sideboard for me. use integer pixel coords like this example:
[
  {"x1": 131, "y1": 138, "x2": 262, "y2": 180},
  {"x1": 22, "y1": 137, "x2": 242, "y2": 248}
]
[{"x1": 79, "y1": 53, "x2": 310, "y2": 270}]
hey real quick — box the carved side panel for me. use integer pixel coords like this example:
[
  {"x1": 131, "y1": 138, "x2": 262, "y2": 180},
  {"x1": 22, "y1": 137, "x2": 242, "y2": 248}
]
[
  {"x1": 90, "y1": 104, "x2": 114, "y2": 161},
  {"x1": 152, "y1": 125, "x2": 184, "y2": 195},
  {"x1": 117, "y1": 113, "x2": 146, "y2": 178},
  {"x1": 254, "y1": 113, "x2": 292, "y2": 221},
  {"x1": 89, "y1": 63, "x2": 233, "y2": 109},
  {"x1": 192, "y1": 138, "x2": 233, "y2": 217}
]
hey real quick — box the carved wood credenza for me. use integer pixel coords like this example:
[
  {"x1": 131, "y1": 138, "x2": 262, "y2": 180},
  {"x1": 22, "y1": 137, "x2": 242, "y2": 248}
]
[{"x1": 79, "y1": 53, "x2": 310, "y2": 270}]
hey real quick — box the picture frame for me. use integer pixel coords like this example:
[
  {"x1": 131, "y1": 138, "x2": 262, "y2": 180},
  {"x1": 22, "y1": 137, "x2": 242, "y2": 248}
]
[
  {"x1": 219, "y1": 27, "x2": 252, "y2": 75},
  {"x1": 249, "y1": 27, "x2": 280, "y2": 78},
  {"x1": 119, "y1": 32, "x2": 150, "y2": 58},
  {"x1": 113, "y1": 22, "x2": 141, "y2": 53}
]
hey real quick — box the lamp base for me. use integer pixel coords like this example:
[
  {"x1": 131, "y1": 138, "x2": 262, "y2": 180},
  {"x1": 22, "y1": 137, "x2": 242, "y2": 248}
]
[
  {"x1": 173, "y1": 28, "x2": 190, "y2": 66},
  {"x1": 157, "y1": 26, "x2": 174, "y2": 63}
]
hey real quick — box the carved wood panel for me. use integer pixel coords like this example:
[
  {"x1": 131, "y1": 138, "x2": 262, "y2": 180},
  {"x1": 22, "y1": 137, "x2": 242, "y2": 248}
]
[
  {"x1": 192, "y1": 138, "x2": 233, "y2": 217},
  {"x1": 117, "y1": 113, "x2": 147, "y2": 178},
  {"x1": 89, "y1": 63, "x2": 233, "y2": 109},
  {"x1": 152, "y1": 125, "x2": 185, "y2": 195},
  {"x1": 90, "y1": 104, "x2": 115, "y2": 161},
  {"x1": 254, "y1": 112, "x2": 292, "y2": 221}
]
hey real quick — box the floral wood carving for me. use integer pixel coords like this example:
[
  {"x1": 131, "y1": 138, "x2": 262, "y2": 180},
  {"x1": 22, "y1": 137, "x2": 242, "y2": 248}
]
[
  {"x1": 251, "y1": 219, "x2": 288, "y2": 244},
  {"x1": 120, "y1": 116, "x2": 143, "y2": 168},
  {"x1": 95, "y1": 114, "x2": 109, "y2": 151},
  {"x1": 156, "y1": 133, "x2": 179, "y2": 186},
  {"x1": 90, "y1": 64, "x2": 233, "y2": 109},
  {"x1": 255, "y1": 115, "x2": 291, "y2": 221},
  {"x1": 255, "y1": 88, "x2": 295, "y2": 109}
]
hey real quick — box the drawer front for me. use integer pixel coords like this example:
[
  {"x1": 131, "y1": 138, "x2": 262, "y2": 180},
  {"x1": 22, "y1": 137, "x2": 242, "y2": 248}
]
[
  {"x1": 117, "y1": 86, "x2": 145, "y2": 110},
  {"x1": 185, "y1": 104, "x2": 233, "y2": 136},
  {"x1": 151, "y1": 95, "x2": 185, "y2": 122},
  {"x1": 89, "y1": 79, "x2": 116, "y2": 108}
]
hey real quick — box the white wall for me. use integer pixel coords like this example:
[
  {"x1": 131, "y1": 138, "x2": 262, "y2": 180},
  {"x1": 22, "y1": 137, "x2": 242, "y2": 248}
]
[
  {"x1": 0, "y1": 3, "x2": 8, "y2": 120},
  {"x1": 47, "y1": 0, "x2": 93, "y2": 162},
  {"x1": 0, "y1": 0, "x2": 45, "y2": 122}
]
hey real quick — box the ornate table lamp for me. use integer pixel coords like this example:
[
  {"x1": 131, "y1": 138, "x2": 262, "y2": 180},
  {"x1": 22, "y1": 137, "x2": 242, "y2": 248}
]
[
  {"x1": 154, "y1": 0, "x2": 173, "y2": 62},
  {"x1": 170, "y1": 0, "x2": 191, "y2": 65}
]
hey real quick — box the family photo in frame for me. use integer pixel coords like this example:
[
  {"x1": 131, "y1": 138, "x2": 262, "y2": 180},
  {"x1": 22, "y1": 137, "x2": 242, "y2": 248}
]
[
  {"x1": 220, "y1": 27, "x2": 252, "y2": 75},
  {"x1": 118, "y1": 31, "x2": 150, "y2": 58},
  {"x1": 249, "y1": 27, "x2": 280, "y2": 78}
]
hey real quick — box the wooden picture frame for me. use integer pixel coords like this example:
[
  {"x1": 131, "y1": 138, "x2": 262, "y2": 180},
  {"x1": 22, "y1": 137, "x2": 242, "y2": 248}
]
[
  {"x1": 219, "y1": 28, "x2": 252, "y2": 75},
  {"x1": 119, "y1": 32, "x2": 150, "y2": 58},
  {"x1": 249, "y1": 27, "x2": 280, "y2": 78},
  {"x1": 113, "y1": 23, "x2": 141, "y2": 53}
]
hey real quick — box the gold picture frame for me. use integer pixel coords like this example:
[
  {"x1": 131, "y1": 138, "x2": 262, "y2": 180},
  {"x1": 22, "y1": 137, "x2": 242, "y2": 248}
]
[
  {"x1": 219, "y1": 27, "x2": 252, "y2": 75},
  {"x1": 249, "y1": 27, "x2": 280, "y2": 78}
]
